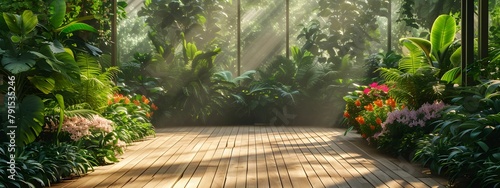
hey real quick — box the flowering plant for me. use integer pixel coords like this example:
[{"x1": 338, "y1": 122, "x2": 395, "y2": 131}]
[
  {"x1": 104, "y1": 93, "x2": 156, "y2": 143},
  {"x1": 343, "y1": 82, "x2": 396, "y2": 135},
  {"x1": 375, "y1": 101, "x2": 446, "y2": 156}
]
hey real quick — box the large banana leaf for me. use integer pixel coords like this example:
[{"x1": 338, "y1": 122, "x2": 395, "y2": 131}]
[
  {"x1": 399, "y1": 38, "x2": 429, "y2": 74},
  {"x1": 49, "y1": 0, "x2": 66, "y2": 28},
  {"x1": 430, "y1": 15, "x2": 456, "y2": 58},
  {"x1": 16, "y1": 95, "x2": 45, "y2": 148},
  {"x1": 58, "y1": 22, "x2": 97, "y2": 34}
]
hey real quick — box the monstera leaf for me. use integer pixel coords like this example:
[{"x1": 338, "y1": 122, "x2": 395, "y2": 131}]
[
  {"x1": 16, "y1": 95, "x2": 45, "y2": 148},
  {"x1": 1, "y1": 52, "x2": 37, "y2": 74}
]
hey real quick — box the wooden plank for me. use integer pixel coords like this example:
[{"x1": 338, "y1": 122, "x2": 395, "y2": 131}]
[
  {"x1": 289, "y1": 127, "x2": 340, "y2": 188},
  {"x1": 211, "y1": 126, "x2": 239, "y2": 188},
  {"x1": 268, "y1": 126, "x2": 293, "y2": 188},
  {"x1": 255, "y1": 127, "x2": 270, "y2": 188},
  {"x1": 246, "y1": 126, "x2": 258, "y2": 188},
  {"x1": 262, "y1": 127, "x2": 282, "y2": 188},
  {"x1": 122, "y1": 128, "x2": 189, "y2": 188},
  {"x1": 279, "y1": 127, "x2": 316, "y2": 188}
]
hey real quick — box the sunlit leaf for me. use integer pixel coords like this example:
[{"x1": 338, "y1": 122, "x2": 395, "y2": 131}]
[{"x1": 49, "y1": 0, "x2": 66, "y2": 28}]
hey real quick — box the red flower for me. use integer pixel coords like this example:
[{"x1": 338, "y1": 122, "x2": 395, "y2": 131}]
[
  {"x1": 376, "y1": 117, "x2": 382, "y2": 125},
  {"x1": 343, "y1": 111, "x2": 350, "y2": 118},
  {"x1": 374, "y1": 99, "x2": 383, "y2": 108},
  {"x1": 361, "y1": 133, "x2": 367, "y2": 138},
  {"x1": 370, "y1": 124, "x2": 375, "y2": 131},
  {"x1": 355, "y1": 116, "x2": 365, "y2": 125},
  {"x1": 364, "y1": 104, "x2": 374, "y2": 111},
  {"x1": 151, "y1": 103, "x2": 158, "y2": 111},
  {"x1": 355, "y1": 99, "x2": 361, "y2": 107}
]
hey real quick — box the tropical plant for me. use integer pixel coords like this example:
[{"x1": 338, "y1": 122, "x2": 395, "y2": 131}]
[
  {"x1": 104, "y1": 93, "x2": 156, "y2": 143},
  {"x1": 0, "y1": 141, "x2": 95, "y2": 187},
  {"x1": 377, "y1": 14, "x2": 461, "y2": 108},
  {"x1": 414, "y1": 80, "x2": 500, "y2": 187}
]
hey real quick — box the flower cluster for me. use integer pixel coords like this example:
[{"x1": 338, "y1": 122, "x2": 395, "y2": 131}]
[
  {"x1": 376, "y1": 101, "x2": 446, "y2": 139},
  {"x1": 343, "y1": 82, "x2": 397, "y2": 139},
  {"x1": 354, "y1": 97, "x2": 401, "y2": 141},
  {"x1": 58, "y1": 115, "x2": 114, "y2": 141},
  {"x1": 108, "y1": 93, "x2": 158, "y2": 119}
]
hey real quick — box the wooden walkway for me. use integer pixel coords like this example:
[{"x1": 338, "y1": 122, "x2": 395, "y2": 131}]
[{"x1": 52, "y1": 126, "x2": 446, "y2": 188}]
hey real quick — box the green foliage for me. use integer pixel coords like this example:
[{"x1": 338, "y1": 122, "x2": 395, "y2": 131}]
[
  {"x1": 104, "y1": 94, "x2": 156, "y2": 143},
  {"x1": 414, "y1": 81, "x2": 500, "y2": 187},
  {"x1": 397, "y1": 0, "x2": 461, "y2": 29},
  {"x1": 0, "y1": 141, "x2": 95, "y2": 187},
  {"x1": 377, "y1": 15, "x2": 461, "y2": 107}
]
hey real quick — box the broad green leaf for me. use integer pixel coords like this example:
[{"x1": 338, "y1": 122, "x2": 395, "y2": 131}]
[
  {"x1": 441, "y1": 67, "x2": 462, "y2": 84},
  {"x1": 3, "y1": 13, "x2": 22, "y2": 34},
  {"x1": 399, "y1": 38, "x2": 429, "y2": 73},
  {"x1": 21, "y1": 10, "x2": 38, "y2": 35},
  {"x1": 476, "y1": 141, "x2": 489, "y2": 152},
  {"x1": 1, "y1": 52, "x2": 36, "y2": 74},
  {"x1": 17, "y1": 95, "x2": 45, "y2": 147},
  {"x1": 10, "y1": 35, "x2": 21, "y2": 43},
  {"x1": 28, "y1": 76, "x2": 55, "y2": 94},
  {"x1": 406, "y1": 37, "x2": 432, "y2": 58},
  {"x1": 49, "y1": 0, "x2": 66, "y2": 28},
  {"x1": 59, "y1": 22, "x2": 97, "y2": 34},
  {"x1": 450, "y1": 46, "x2": 462, "y2": 67},
  {"x1": 55, "y1": 94, "x2": 65, "y2": 138},
  {"x1": 430, "y1": 15, "x2": 456, "y2": 58}
]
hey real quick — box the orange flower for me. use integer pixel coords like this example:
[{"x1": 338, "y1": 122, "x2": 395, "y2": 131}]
[
  {"x1": 142, "y1": 97, "x2": 150, "y2": 105},
  {"x1": 386, "y1": 98, "x2": 396, "y2": 108},
  {"x1": 114, "y1": 97, "x2": 121, "y2": 103},
  {"x1": 355, "y1": 116, "x2": 365, "y2": 125},
  {"x1": 370, "y1": 125, "x2": 375, "y2": 131},
  {"x1": 364, "y1": 104, "x2": 374, "y2": 111},
  {"x1": 151, "y1": 103, "x2": 158, "y2": 111},
  {"x1": 124, "y1": 97, "x2": 130, "y2": 104},
  {"x1": 133, "y1": 100, "x2": 140, "y2": 106},
  {"x1": 107, "y1": 99, "x2": 112, "y2": 105},
  {"x1": 361, "y1": 133, "x2": 367, "y2": 138},
  {"x1": 375, "y1": 117, "x2": 382, "y2": 125},
  {"x1": 374, "y1": 99, "x2": 383, "y2": 108},
  {"x1": 343, "y1": 111, "x2": 350, "y2": 118},
  {"x1": 355, "y1": 99, "x2": 361, "y2": 107},
  {"x1": 146, "y1": 112, "x2": 151, "y2": 118}
]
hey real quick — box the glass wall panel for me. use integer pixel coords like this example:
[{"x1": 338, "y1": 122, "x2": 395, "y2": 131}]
[{"x1": 240, "y1": 0, "x2": 286, "y2": 72}]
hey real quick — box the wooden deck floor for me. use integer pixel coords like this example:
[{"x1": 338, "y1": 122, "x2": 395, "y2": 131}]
[{"x1": 52, "y1": 126, "x2": 446, "y2": 188}]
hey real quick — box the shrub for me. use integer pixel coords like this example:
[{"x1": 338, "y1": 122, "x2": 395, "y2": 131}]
[
  {"x1": 375, "y1": 101, "x2": 446, "y2": 157},
  {"x1": 414, "y1": 81, "x2": 500, "y2": 187}
]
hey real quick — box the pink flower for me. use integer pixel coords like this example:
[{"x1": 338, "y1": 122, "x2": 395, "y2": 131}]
[
  {"x1": 369, "y1": 82, "x2": 379, "y2": 88},
  {"x1": 377, "y1": 85, "x2": 389, "y2": 93},
  {"x1": 364, "y1": 88, "x2": 371, "y2": 95}
]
